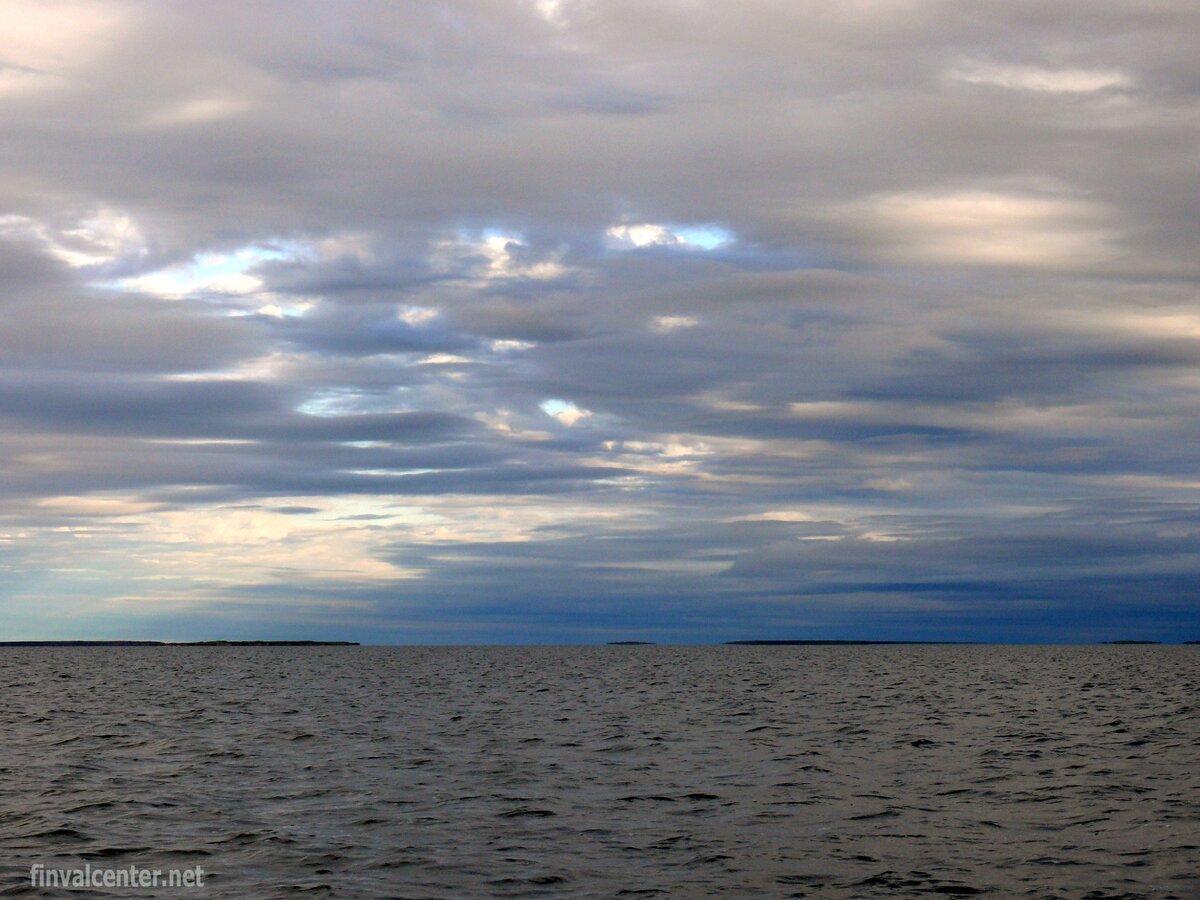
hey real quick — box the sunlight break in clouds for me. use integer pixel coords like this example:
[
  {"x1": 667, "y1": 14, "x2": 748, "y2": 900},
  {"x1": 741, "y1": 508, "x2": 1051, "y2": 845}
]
[
  {"x1": 431, "y1": 230, "x2": 568, "y2": 282},
  {"x1": 540, "y1": 399, "x2": 592, "y2": 426},
  {"x1": 606, "y1": 224, "x2": 733, "y2": 251},
  {"x1": 113, "y1": 242, "x2": 311, "y2": 298}
]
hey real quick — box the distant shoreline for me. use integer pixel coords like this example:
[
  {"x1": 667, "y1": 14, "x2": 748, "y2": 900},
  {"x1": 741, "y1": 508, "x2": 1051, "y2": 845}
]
[
  {"x1": 0, "y1": 640, "x2": 360, "y2": 647},
  {"x1": 726, "y1": 640, "x2": 969, "y2": 645},
  {"x1": 1, "y1": 639, "x2": 1193, "y2": 647}
]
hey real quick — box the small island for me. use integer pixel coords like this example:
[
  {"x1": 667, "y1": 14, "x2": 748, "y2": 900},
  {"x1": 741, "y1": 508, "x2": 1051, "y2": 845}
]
[{"x1": 186, "y1": 640, "x2": 360, "y2": 646}]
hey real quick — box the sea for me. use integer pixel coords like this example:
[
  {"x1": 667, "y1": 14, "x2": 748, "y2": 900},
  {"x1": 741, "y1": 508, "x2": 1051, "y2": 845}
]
[{"x1": 0, "y1": 645, "x2": 1196, "y2": 898}]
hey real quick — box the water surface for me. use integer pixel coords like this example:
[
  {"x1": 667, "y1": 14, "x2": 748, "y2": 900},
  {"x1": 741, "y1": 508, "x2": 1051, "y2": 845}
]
[{"x1": 0, "y1": 646, "x2": 1196, "y2": 897}]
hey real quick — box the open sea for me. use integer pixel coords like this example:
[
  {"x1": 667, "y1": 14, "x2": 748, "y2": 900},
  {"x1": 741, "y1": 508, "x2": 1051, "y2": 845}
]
[{"x1": 0, "y1": 645, "x2": 1196, "y2": 898}]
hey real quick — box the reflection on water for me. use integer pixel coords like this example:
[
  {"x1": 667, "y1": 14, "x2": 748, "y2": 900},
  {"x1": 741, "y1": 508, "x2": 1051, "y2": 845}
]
[{"x1": 0, "y1": 646, "x2": 1196, "y2": 897}]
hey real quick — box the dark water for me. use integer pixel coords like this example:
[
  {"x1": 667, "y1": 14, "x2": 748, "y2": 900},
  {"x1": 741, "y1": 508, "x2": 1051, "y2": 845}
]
[{"x1": 0, "y1": 646, "x2": 1196, "y2": 898}]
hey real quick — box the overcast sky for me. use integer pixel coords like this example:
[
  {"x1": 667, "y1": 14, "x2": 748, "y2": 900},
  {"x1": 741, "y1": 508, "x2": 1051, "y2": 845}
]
[{"x1": 2, "y1": 0, "x2": 1198, "y2": 642}]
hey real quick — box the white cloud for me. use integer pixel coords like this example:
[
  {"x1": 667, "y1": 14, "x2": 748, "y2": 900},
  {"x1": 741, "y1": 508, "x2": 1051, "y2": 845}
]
[
  {"x1": 481, "y1": 234, "x2": 566, "y2": 279},
  {"x1": 431, "y1": 230, "x2": 568, "y2": 282},
  {"x1": 256, "y1": 300, "x2": 313, "y2": 318},
  {"x1": 540, "y1": 398, "x2": 592, "y2": 426},
  {"x1": 0, "y1": 0, "x2": 127, "y2": 84},
  {"x1": 316, "y1": 232, "x2": 375, "y2": 263},
  {"x1": 607, "y1": 224, "x2": 673, "y2": 247},
  {"x1": 112, "y1": 242, "x2": 311, "y2": 298},
  {"x1": 533, "y1": 0, "x2": 565, "y2": 24},
  {"x1": 398, "y1": 305, "x2": 439, "y2": 326},
  {"x1": 137, "y1": 502, "x2": 422, "y2": 583},
  {"x1": 164, "y1": 351, "x2": 298, "y2": 384},
  {"x1": 733, "y1": 510, "x2": 817, "y2": 522},
  {"x1": 36, "y1": 495, "x2": 161, "y2": 517},
  {"x1": 145, "y1": 95, "x2": 255, "y2": 128},
  {"x1": 606, "y1": 223, "x2": 733, "y2": 251},
  {"x1": 0, "y1": 209, "x2": 146, "y2": 268},
  {"x1": 650, "y1": 315, "x2": 699, "y2": 333},
  {"x1": 952, "y1": 63, "x2": 1131, "y2": 93},
  {"x1": 855, "y1": 189, "x2": 1117, "y2": 268},
  {"x1": 490, "y1": 339, "x2": 536, "y2": 352}
]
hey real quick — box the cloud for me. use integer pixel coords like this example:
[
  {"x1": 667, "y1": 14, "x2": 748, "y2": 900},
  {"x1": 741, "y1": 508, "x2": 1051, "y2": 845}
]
[
  {"x1": 650, "y1": 315, "x2": 699, "y2": 334},
  {"x1": 0, "y1": 209, "x2": 146, "y2": 270},
  {"x1": 849, "y1": 189, "x2": 1118, "y2": 268},
  {"x1": 144, "y1": 94, "x2": 256, "y2": 128},
  {"x1": 606, "y1": 224, "x2": 733, "y2": 251},
  {"x1": 0, "y1": 0, "x2": 128, "y2": 88},
  {"x1": 0, "y1": 0, "x2": 1197, "y2": 641},
  {"x1": 540, "y1": 399, "x2": 592, "y2": 426},
  {"x1": 951, "y1": 63, "x2": 1132, "y2": 93}
]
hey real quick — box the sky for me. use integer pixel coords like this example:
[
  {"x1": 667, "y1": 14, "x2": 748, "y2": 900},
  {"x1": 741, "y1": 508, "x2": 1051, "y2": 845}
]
[{"x1": 1, "y1": 0, "x2": 1198, "y2": 643}]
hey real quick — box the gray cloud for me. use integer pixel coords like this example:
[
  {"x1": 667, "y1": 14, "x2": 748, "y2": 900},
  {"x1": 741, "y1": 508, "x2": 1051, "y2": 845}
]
[{"x1": 1, "y1": 0, "x2": 1198, "y2": 641}]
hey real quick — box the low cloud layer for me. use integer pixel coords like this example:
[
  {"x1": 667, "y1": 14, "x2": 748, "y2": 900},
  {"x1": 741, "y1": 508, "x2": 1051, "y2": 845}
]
[{"x1": 2, "y1": 0, "x2": 1198, "y2": 641}]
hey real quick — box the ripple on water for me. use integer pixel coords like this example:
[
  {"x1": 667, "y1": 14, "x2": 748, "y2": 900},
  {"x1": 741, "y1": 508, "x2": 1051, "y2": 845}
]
[{"x1": 0, "y1": 645, "x2": 1196, "y2": 897}]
